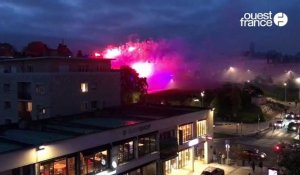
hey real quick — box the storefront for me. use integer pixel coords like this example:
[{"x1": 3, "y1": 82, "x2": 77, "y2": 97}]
[
  {"x1": 122, "y1": 162, "x2": 157, "y2": 175},
  {"x1": 39, "y1": 155, "x2": 76, "y2": 175}
]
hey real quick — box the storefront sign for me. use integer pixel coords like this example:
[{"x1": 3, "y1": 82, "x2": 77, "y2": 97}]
[
  {"x1": 122, "y1": 124, "x2": 151, "y2": 136},
  {"x1": 188, "y1": 138, "x2": 199, "y2": 147}
]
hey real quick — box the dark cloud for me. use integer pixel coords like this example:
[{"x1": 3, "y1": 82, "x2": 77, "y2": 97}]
[{"x1": 0, "y1": 0, "x2": 299, "y2": 55}]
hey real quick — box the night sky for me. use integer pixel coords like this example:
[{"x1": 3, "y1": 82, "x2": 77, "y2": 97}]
[{"x1": 1, "y1": 0, "x2": 299, "y2": 56}]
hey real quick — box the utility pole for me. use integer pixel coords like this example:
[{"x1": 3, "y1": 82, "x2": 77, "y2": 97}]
[{"x1": 257, "y1": 114, "x2": 260, "y2": 131}]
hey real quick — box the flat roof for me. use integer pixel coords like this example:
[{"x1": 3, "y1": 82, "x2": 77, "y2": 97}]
[
  {"x1": 0, "y1": 56, "x2": 112, "y2": 63},
  {"x1": 0, "y1": 105, "x2": 206, "y2": 154}
]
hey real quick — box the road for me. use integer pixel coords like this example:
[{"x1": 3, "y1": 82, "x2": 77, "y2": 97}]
[{"x1": 213, "y1": 126, "x2": 298, "y2": 168}]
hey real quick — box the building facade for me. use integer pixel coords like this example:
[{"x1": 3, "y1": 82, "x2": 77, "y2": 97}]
[
  {"x1": 0, "y1": 57, "x2": 121, "y2": 124},
  {"x1": 0, "y1": 106, "x2": 214, "y2": 175}
]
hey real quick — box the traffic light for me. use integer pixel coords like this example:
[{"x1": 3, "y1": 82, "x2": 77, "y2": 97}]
[{"x1": 273, "y1": 144, "x2": 282, "y2": 153}]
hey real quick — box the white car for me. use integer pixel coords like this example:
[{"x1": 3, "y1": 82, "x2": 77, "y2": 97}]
[{"x1": 274, "y1": 120, "x2": 284, "y2": 128}]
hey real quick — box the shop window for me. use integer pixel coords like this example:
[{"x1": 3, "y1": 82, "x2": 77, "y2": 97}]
[
  {"x1": 117, "y1": 140, "x2": 134, "y2": 164},
  {"x1": 138, "y1": 133, "x2": 157, "y2": 157},
  {"x1": 178, "y1": 123, "x2": 193, "y2": 143},
  {"x1": 40, "y1": 157, "x2": 72, "y2": 175},
  {"x1": 197, "y1": 120, "x2": 207, "y2": 137},
  {"x1": 80, "y1": 150, "x2": 108, "y2": 175}
]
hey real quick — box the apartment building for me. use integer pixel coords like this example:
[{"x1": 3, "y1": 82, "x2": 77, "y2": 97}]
[{"x1": 0, "y1": 57, "x2": 121, "y2": 124}]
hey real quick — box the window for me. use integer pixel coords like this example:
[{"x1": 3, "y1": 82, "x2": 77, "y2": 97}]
[
  {"x1": 3, "y1": 84, "x2": 10, "y2": 93},
  {"x1": 91, "y1": 101, "x2": 98, "y2": 109},
  {"x1": 138, "y1": 133, "x2": 157, "y2": 157},
  {"x1": 91, "y1": 83, "x2": 97, "y2": 90},
  {"x1": 26, "y1": 65, "x2": 33, "y2": 72},
  {"x1": 36, "y1": 84, "x2": 46, "y2": 95},
  {"x1": 81, "y1": 83, "x2": 88, "y2": 93},
  {"x1": 196, "y1": 120, "x2": 207, "y2": 137},
  {"x1": 81, "y1": 101, "x2": 88, "y2": 111},
  {"x1": 4, "y1": 101, "x2": 11, "y2": 109},
  {"x1": 80, "y1": 150, "x2": 108, "y2": 175},
  {"x1": 116, "y1": 140, "x2": 134, "y2": 164},
  {"x1": 178, "y1": 123, "x2": 193, "y2": 143},
  {"x1": 26, "y1": 102, "x2": 32, "y2": 112},
  {"x1": 37, "y1": 105, "x2": 46, "y2": 115},
  {"x1": 40, "y1": 157, "x2": 73, "y2": 175},
  {"x1": 17, "y1": 82, "x2": 31, "y2": 100}
]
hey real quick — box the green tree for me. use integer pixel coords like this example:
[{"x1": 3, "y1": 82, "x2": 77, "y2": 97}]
[{"x1": 120, "y1": 66, "x2": 148, "y2": 104}]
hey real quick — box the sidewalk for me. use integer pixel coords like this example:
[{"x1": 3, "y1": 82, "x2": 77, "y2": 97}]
[{"x1": 168, "y1": 160, "x2": 268, "y2": 175}]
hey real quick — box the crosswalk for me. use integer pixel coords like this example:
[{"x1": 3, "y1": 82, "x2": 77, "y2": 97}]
[{"x1": 263, "y1": 129, "x2": 298, "y2": 139}]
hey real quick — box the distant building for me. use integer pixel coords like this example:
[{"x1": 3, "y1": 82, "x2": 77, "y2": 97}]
[{"x1": 0, "y1": 57, "x2": 121, "y2": 125}]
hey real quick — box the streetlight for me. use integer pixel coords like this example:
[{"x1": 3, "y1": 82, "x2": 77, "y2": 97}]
[
  {"x1": 283, "y1": 82, "x2": 287, "y2": 103},
  {"x1": 201, "y1": 91, "x2": 205, "y2": 107}
]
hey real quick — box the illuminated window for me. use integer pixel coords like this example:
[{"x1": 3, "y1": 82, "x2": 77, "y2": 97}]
[
  {"x1": 26, "y1": 102, "x2": 32, "y2": 112},
  {"x1": 116, "y1": 140, "x2": 134, "y2": 164},
  {"x1": 196, "y1": 120, "x2": 207, "y2": 137},
  {"x1": 81, "y1": 83, "x2": 88, "y2": 93},
  {"x1": 80, "y1": 150, "x2": 108, "y2": 174},
  {"x1": 178, "y1": 123, "x2": 193, "y2": 143}
]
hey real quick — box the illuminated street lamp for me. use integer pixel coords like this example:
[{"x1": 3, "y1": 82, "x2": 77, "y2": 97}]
[
  {"x1": 283, "y1": 82, "x2": 287, "y2": 103},
  {"x1": 201, "y1": 91, "x2": 205, "y2": 107}
]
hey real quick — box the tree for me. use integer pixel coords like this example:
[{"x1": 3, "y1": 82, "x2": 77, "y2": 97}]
[
  {"x1": 23, "y1": 41, "x2": 49, "y2": 57},
  {"x1": 0, "y1": 43, "x2": 17, "y2": 57},
  {"x1": 120, "y1": 66, "x2": 148, "y2": 104},
  {"x1": 57, "y1": 43, "x2": 72, "y2": 57}
]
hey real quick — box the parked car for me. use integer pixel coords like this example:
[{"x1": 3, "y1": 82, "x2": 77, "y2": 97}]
[
  {"x1": 201, "y1": 166, "x2": 224, "y2": 175},
  {"x1": 240, "y1": 149, "x2": 267, "y2": 160}
]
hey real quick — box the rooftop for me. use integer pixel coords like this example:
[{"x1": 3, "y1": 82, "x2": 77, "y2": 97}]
[
  {"x1": 0, "y1": 56, "x2": 111, "y2": 63},
  {"x1": 0, "y1": 104, "x2": 207, "y2": 154}
]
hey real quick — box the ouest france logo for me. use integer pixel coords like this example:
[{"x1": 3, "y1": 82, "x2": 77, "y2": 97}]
[{"x1": 240, "y1": 11, "x2": 288, "y2": 27}]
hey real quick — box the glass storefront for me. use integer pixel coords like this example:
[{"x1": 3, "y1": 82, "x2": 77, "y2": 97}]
[
  {"x1": 177, "y1": 149, "x2": 191, "y2": 168},
  {"x1": 178, "y1": 123, "x2": 193, "y2": 143},
  {"x1": 40, "y1": 157, "x2": 75, "y2": 175},
  {"x1": 163, "y1": 145, "x2": 205, "y2": 175},
  {"x1": 138, "y1": 133, "x2": 157, "y2": 157},
  {"x1": 163, "y1": 158, "x2": 177, "y2": 175},
  {"x1": 116, "y1": 140, "x2": 134, "y2": 164},
  {"x1": 80, "y1": 150, "x2": 109, "y2": 175},
  {"x1": 122, "y1": 162, "x2": 156, "y2": 175},
  {"x1": 196, "y1": 120, "x2": 207, "y2": 137}
]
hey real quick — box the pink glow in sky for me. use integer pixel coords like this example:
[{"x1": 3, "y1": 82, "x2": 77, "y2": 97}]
[
  {"x1": 131, "y1": 62, "x2": 153, "y2": 78},
  {"x1": 97, "y1": 40, "x2": 184, "y2": 92}
]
